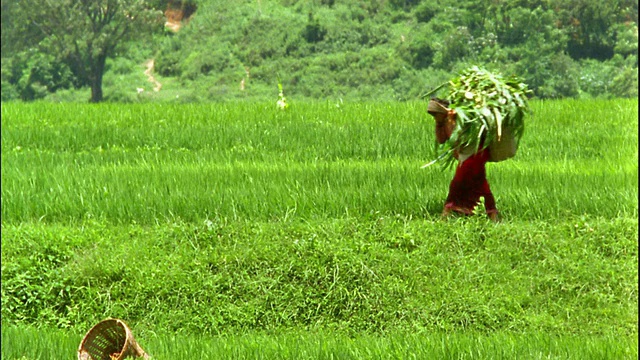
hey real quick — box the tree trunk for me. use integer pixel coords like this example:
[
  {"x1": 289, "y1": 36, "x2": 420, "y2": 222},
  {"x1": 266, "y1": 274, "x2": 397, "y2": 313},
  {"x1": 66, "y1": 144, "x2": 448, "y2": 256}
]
[
  {"x1": 89, "y1": 53, "x2": 107, "y2": 103},
  {"x1": 90, "y1": 78, "x2": 103, "y2": 103}
]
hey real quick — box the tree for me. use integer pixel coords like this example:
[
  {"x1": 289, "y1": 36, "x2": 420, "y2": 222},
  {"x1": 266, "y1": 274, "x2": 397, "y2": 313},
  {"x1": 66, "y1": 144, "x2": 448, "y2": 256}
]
[{"x1": 18, "y1": 0, "x2": 162, "y2": 102}]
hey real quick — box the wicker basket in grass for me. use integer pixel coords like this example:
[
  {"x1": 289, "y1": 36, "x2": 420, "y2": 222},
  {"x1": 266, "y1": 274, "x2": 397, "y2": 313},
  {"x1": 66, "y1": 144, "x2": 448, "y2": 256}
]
[
  {"x1": 423, "y1": 66, "x2": 531, "y2": 169},
  {"x1": 78, "y1": 319, "x2": 149, "y2": 360}
]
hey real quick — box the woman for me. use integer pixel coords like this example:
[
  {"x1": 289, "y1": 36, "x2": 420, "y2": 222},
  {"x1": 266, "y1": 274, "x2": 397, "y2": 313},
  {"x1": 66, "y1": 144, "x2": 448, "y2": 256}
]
[{"x1": 428, "y1": 98, "x2": 499, "y2": 221}]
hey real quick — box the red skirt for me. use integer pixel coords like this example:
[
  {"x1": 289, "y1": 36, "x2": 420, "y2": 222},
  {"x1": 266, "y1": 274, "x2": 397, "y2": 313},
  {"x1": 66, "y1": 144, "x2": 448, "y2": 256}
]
[{"x1": 444, "y1": 148, "x2": 498, "y2": 215}]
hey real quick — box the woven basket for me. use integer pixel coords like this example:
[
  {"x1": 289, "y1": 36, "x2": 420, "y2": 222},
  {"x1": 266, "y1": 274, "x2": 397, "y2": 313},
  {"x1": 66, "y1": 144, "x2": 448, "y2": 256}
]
[
  {"x1": 488, "y1": 126, "x2": 518, "y2": 162},
  {"x1": 78, "y1": 319, "x2": 149, "y2": 360},
  {"x1": 427, "y1": 99, "x2": 449, "y2": 115}
]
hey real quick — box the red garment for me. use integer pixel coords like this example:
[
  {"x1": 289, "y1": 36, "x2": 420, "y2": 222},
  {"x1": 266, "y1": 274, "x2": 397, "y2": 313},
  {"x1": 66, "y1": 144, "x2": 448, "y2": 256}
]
[{"x1": 444, "y1": 148, "x2": 498, "y2": 215}]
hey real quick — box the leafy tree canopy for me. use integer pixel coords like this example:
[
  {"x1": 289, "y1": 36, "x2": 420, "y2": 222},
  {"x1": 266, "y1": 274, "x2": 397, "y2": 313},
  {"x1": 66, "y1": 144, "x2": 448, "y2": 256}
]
[{"x1": 4, "y1": 0, "x2": 162, "y2": 102}]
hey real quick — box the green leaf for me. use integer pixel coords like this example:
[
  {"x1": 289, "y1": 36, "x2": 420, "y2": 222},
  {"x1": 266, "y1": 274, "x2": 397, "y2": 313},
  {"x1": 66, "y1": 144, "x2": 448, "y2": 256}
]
[
  {"x1": 424, "y1": 66, "x2": 530, "y2": 168},
  {"x1": 493, "y1": 107, "x2": 503, "y2": 140}
]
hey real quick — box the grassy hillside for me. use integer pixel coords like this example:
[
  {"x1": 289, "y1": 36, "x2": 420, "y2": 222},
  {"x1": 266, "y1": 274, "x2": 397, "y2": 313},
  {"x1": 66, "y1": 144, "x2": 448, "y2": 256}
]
[{"x1": 2, "y1": 0, "x2": 637, "y2": 102}]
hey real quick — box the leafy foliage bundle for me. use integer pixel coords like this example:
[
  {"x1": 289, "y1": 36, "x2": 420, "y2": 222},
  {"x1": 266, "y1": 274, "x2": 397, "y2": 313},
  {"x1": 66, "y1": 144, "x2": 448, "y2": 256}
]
[{"x1": 430, "y1": 66, "x2": 531, "y2": 169}]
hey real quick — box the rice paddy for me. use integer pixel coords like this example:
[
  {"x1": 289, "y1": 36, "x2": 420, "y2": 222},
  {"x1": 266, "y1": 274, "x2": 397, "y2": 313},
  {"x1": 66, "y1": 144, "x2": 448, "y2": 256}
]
[{"x1": 1, "y1": 98, "x2": 637, "y2": 359}]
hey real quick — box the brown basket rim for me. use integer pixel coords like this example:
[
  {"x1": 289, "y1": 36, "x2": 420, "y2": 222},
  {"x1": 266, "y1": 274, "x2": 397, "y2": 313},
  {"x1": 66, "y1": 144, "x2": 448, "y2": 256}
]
[
  {"x1": 78, "y1": 318, "x2": 137, "y2": 360},
  {"x1": 427, "y1": 99, "x2": 449, "y2": 114}
]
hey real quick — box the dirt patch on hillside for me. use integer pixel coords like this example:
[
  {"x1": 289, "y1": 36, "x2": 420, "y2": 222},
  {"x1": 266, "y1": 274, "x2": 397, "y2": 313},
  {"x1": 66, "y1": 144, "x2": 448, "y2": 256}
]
[
  {"x1": 165, "y1": 9, "x2": 183, "y2": 32},
  {"x1": 144, "y1": 59, "x2": 162, "y2": 92},
  {"x1": 164, "y1": 1, "x2": 197, "y2": 32}
]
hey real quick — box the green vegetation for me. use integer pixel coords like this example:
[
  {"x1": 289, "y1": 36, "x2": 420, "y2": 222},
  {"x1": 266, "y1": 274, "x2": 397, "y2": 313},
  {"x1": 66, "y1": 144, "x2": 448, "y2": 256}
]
[
  {"x1": 2, "y1": 0, "x2": 638, "y2": 102},
  {"x1": 1, "y1": 99, "x2": 637, "y2": 359},
  {"x1": 2, "y1": 216, "x2": 637, "y2": 335},
  {"x1": 3, "y1": 325, "x2": 637, "y2": 359},
  {"x1": 2, "y1": 0, "x2": 163, "y2": 102},
  {"x1": 1, "y1": 99, "x2": 636, "y2": 223},
  {"x1": 427, "y1": 66, "x2": 531, "y2": 168}
]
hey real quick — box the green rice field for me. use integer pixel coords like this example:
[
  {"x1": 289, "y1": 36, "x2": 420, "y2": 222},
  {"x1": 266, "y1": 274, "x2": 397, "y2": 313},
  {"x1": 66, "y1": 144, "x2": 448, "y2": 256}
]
[{"x1": 1, "y1": 99, "x2": 638, "y2": 359}]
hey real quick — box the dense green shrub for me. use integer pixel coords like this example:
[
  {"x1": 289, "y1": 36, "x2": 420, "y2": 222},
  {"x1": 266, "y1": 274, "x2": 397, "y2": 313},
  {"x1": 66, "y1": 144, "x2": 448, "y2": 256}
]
[
  {"x1": 1, "y1": 50, "x2": 75, "y2": 101},
  {"x1": 302, "y1": 12, "x2": 327, "y2": 44},
  {"x1": 414, "y1": 2, "x2": 438, "y2": 23},
  {"x1": 0, "y1": 75, "x2": 20, "y2": 102},
  {"x1": 155, "y1": 35, "x2": 185, "y2": 77},
  {"x1": 610, "y1": 64, "x2": 638, "y2": 98},
  {"x1": 395, "y1": 25, "x2": 435, "y2": 70},
  {"x1": 578, "y1": 55, "x2": 638, "y2": 99}
]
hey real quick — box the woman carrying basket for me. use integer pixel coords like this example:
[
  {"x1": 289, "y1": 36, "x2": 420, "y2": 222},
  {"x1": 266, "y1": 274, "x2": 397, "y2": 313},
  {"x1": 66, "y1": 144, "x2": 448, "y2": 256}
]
[
  {"x1": 424, "y1": 67, "x2": 529, "y2": 222},
  {"x1": 428, "y1": 97, "x2": 499, "y2": 222}
]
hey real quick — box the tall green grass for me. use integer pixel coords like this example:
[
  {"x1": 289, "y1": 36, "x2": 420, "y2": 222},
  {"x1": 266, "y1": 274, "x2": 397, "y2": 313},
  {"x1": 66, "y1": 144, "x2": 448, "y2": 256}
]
[
  {"x1": 1, "y1": 99, "x2": 637, "y2": 358},
  {"x1": 1, "y1": 99, "x2": 637, "y2": 223},
  {"x1": 2, "y1": 325, "x2": 637, "y2": 360},
  {"x1": 2, "y1": 217, "x2": 637, "y2": 335}
]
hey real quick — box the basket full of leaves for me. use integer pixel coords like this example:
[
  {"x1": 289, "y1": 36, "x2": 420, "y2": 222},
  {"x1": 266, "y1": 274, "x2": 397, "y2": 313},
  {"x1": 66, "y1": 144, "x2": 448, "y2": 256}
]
[{"x1": 424, "y1": 66, "x2": 531, "y2": 169}]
